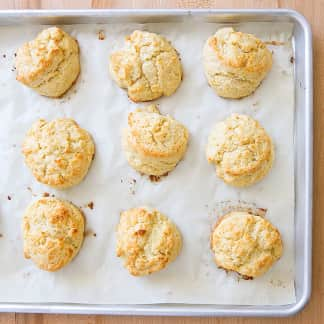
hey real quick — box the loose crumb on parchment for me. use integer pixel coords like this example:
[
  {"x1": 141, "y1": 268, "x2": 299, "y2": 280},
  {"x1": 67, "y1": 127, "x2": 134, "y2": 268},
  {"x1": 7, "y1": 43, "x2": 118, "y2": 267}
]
[
  {"x1": 149, "y1": 175, "x2": 161, "y2": 182},
  {"x1": 85, "y1": 229, "x2": 97, "y2": 237},
  {"x1": 98, "y1": 30, "x2": 105, "y2": 40},
  {"x1": 82, "y1": 201, "x2": 94, "y2": 210},
  {"x1": 265, "y1": 40, "x2": 285, "y2": 46},
  {"x1": 149, "y1": 172, "x2": 169, "y2": 183}
]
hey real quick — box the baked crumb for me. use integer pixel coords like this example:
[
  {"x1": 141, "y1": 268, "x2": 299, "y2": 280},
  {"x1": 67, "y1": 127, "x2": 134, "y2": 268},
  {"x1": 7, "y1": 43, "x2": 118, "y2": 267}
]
[
  {"x1": 85, "y1": 229, "x2": 96, "y2": 237},
  {"x1": 87, "y1": 202, "x2": 94, "y2": 210},
  {"x1": 42, "y1": 192, "x2": 50, "y2": 197},
  {"x1": 265, "y1": 40, "x2": 285, "y2": 46},
  {"x1": 241, "y1": 274, "x2": 253, "y2": 280},
  {"x1": 98, "y1": 30, "x2": 105, "y2": 40},
  {"x1": 290, "y1": 56, "x2": 294, "y2": 63},
  {"x1": 149, "y1": 172, "x2": 169, "y2": 182},
  {"x1": 257, "y1": 208, "x2": 267, "y2": 217},
  {"x1": 149, "y1": 175, "x2": 161, "y2": 182}
]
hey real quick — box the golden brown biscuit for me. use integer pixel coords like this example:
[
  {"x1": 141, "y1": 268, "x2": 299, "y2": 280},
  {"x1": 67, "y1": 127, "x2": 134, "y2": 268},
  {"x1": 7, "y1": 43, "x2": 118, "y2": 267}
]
[
  {"x1": 22, "y1": 118, "x2": 95, "y2": 189},
  {"x1": 116, "y1": 207, "x2": 182, "y2": 276},
  {"x1": 203, "y1": 27, "x2": 272, "y2": 99},
  {"x1": 122, "y1": 104, "x2": 189, "y2": 176},
  {"x1": 15, "y1": 27, "x2": 80, "y2": 98},
  {"x1": 206, "y1": 114, "x2": 274, "y2": 187},
  {"x1": 22, "y1": 197, "x2": 84, "y2": 271},
  {"x1": 211, "y1": 211, "x2": 283, "y2": 278},
  {"x1": 109, "y1": 30, "x2": 182, "y2": 102}
]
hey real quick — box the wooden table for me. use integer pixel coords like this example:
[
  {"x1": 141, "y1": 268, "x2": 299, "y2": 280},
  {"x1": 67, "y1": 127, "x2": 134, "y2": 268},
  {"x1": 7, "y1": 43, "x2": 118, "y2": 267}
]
[{"x1": 0, "y1": 0, "x2": 321, "y2": 323}]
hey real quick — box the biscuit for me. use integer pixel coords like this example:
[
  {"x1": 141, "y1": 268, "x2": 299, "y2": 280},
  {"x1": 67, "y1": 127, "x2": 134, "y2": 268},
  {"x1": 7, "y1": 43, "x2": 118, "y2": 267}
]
[
  {"x1": 15, "y1": 27, "x2": 80, "y2": 98},
  {"x1": 206, "y1": 114, "x2": 274, "y2": 187},
  {"x1": 203, "y1": 27, "x2": 272, "y2": 99},
  {"x1": 22, "y1": 197, "x2": 84, "y2": 271},
  {"x1": 109, "y1": 30, "x2": 182, "y2": 102},
  {"x1": 211, "y1": 211, "x2": 283, "y2": 278},
  {"x1": 116, "y1": 207, "x2": 182, "y2": 276},
  {"x1": 122, "y1": 104, "x2": 189, "y2": 176},
  {"x1": 22, "y1": 118, "x2": 95, "y2": 189}
]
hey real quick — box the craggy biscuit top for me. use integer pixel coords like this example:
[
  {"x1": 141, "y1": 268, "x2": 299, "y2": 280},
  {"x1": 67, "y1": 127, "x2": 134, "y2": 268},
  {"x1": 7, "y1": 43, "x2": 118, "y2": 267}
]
[
  {"x1": 109, "y1": 30, "x2": 182, "y2": 102},
  {"x1": 208, "y1": 27, "x2": 272, "y2": 73},
  {"x1": 206, "y1": 114, "x2": 273, "y2": 185},
  {"x1": 126, "y1": 105, "x2": 189, "y2": 158},
  {"x1": 22, "y1": 118, "x2": 95, "y2": 189},
  {"x1": 211, "y1": 211, "x2": 283, "y2": 278},
  {"x1": 15, "y1": 27, "x2": 79, "y2": 87},
  {"x1": 122, "y1": 105, "x2": 189, "y2": 176},
  {"x1": 116, "y1": 207, "x2": 182, "y2": 276},
  {"x1": 22, "y1": 197, "x2": 84, "y2": 271},
  {"x1": 203, "y1": 27, "x2": 272, "y2": 99}
]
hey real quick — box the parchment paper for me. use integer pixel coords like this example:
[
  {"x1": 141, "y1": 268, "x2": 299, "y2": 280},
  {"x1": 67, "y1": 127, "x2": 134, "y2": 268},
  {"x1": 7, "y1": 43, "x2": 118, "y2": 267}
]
[{"x1": 0, "y1": 21, "x2": 295, "y2": 305}]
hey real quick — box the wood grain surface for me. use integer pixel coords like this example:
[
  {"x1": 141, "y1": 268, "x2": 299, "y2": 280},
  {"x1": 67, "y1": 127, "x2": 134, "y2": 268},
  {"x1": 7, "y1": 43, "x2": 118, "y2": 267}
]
[{"x1": 0, "y1": 0, "x2": 321, "y2": 323}]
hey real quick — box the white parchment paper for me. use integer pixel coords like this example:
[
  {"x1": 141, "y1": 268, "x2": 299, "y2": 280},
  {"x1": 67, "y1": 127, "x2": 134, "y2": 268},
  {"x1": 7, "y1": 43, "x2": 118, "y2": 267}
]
[{"x1": 0, "y1": 22, "x2": 295, "y2": 305}]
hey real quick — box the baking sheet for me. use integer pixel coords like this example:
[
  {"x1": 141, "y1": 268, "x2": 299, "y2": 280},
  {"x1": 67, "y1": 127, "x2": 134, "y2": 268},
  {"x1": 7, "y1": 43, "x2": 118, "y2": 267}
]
[{"x1": 0, "y1": 21, "x2": 295, "y2": 305}]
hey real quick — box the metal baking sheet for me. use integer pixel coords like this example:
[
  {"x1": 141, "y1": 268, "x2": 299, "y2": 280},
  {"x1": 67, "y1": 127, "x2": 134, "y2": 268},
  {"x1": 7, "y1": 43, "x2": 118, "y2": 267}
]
[{"x1": 0, "y1": 9, "x2": 312, "y2": 317}]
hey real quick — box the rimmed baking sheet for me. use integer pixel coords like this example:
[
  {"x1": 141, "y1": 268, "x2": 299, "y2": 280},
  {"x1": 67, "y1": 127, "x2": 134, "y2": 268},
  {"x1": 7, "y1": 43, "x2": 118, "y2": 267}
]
[{"x1": 0, "y1": 9, "x2": 313, "y2": 317}]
